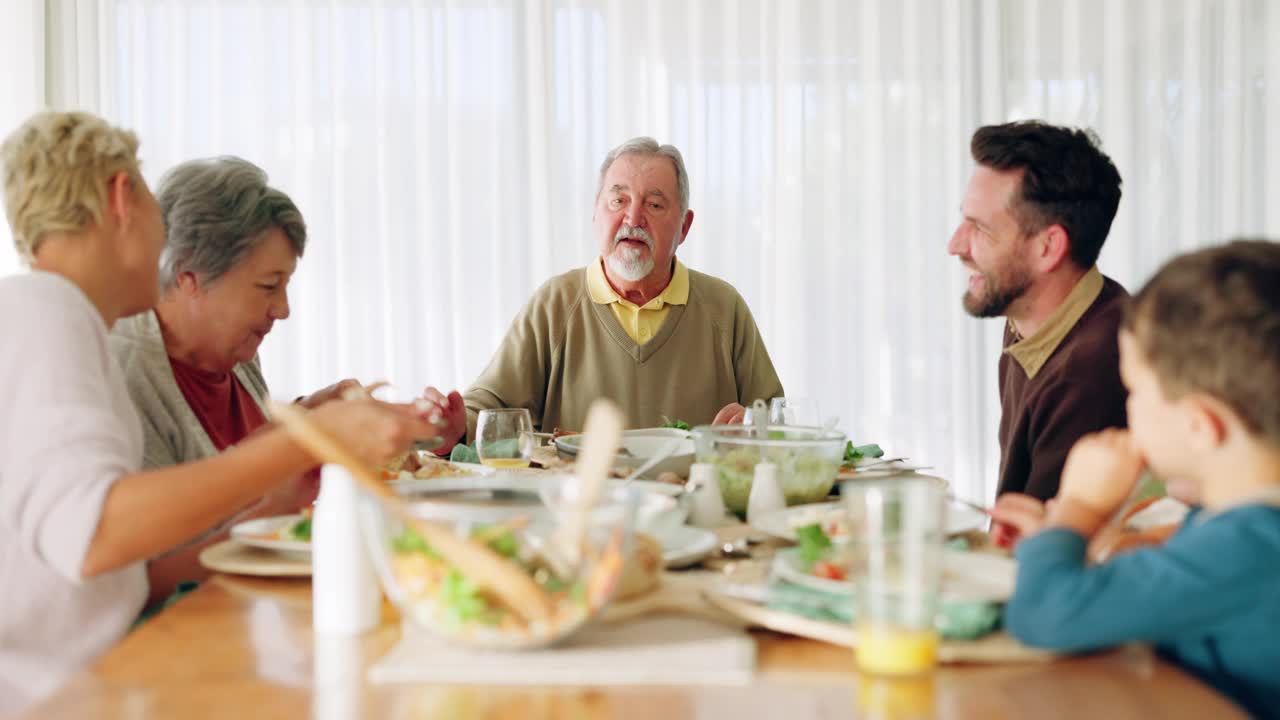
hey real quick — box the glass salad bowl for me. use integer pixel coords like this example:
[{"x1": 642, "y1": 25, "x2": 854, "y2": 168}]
[
  {"x1": 360, "y1": 479, "x2": 639, "y2": 650},
  {"x1": 692, "y1": 424, "x2": 846, "y2": 515}
]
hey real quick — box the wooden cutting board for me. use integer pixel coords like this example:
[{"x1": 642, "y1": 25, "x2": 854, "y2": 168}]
[
  {"x1": 701, "y1": 591, "x2": 1055, "y2": 664},
  {"x1": 605, "y1": 570, "x2": 1054, "y2": 664}
]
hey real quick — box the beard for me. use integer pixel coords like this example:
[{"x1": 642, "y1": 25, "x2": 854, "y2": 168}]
[
  {"x1": 962, "y1": 261, "x2": 1033, "y2": 318},
  {"x1": 606, "y1": 224, "x2": 656, "y2": 282}
]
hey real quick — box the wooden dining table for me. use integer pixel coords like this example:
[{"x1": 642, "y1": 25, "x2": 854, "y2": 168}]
[{"x1": 21, "y1": 570, "x2": 1244, "y2": 720}]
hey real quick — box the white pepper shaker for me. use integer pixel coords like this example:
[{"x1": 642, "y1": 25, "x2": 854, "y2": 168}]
[
  {"x1": 688, "y1": 462, "x2": 729, "y2": 528},
  {"x1": 747, "y1": 462, "x2": 785, "y2": 526}
]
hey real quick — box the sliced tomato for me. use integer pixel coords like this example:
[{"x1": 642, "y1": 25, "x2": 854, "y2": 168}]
[{"x1": 812, "y1": 561, "x2": 847, "y2": 581}]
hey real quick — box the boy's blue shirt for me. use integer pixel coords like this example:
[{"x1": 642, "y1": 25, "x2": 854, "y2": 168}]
[{"x1": 1007, "y1": 504, "x2": 1280, "y2": 719}]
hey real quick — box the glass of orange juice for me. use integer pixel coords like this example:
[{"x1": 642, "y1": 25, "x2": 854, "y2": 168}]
[
  {"x1": 475, "y1": 408, "x2": 534, "y2": 469},
  {"x1": 843, "y1": 476, "x2": 946, "y2": 677}
]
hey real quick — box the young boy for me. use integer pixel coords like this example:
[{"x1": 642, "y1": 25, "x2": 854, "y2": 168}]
[{"x1": 1002, "y1": 240, "x2": 1280, "y2": 718}]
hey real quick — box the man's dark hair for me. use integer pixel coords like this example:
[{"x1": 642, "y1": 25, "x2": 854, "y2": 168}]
[{"x1": 971, "y1": 120, "x2": 1122, "y2": 269}]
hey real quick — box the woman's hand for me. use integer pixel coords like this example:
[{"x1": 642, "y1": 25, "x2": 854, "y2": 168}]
[
  {"x1": 296, "y1": 378, "x2": 363, "y2": 409},
  {"x1": 309, "y1": 396, "x2": 438, "y2": 468}
]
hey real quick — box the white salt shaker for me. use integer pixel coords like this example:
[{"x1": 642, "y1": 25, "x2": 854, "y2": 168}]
[
  {"x1": 313, "y1": 633, "x2": 364, "y2": 719},
  {"x1": 688, "y1": 462, "x2": 729, "y2": 528},
  {"x1": 747, "y1": 462, "x2": 785, "y2": 526},
  {"x1": 312, "y1": 464, "x2": 380, "y2": 635}
]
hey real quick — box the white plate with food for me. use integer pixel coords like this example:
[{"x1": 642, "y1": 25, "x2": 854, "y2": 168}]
[
  {"x1": 772, "y1": 546, "x2": 1017, "y2": 602},
  {"x1": 751, "y1": 498, "x2": 988, "y2": 542},
  {"x1": 382, "y1": 455, "x2": 494, "y2": 482},
  {"x1": 230, "y1": 513, "x2": 312, "y2": 555}
]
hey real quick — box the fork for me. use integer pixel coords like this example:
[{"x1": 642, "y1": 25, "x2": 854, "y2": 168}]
[{"x1": 946, "y1": 493, "x2": 992, "y2": 516}]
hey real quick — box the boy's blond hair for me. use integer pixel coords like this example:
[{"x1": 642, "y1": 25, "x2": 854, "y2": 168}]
[
  {"x1": 1124, "y1": 239, "x2": 1280, "y2": 447},
  {"x1": 0, "y1": 111, "x2": 142, "y2": 262}
]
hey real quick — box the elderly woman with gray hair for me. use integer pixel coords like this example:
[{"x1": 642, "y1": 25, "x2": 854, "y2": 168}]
[{"x1": 111, "y1": 156, "x2": 355, "y2": 601}]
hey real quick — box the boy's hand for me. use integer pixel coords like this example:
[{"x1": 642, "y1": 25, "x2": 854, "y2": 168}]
[
  {"x1": 989, "y1": 493, "x2": 1051, "y2": 549},
  {"x1": 1057, "y1": 429, "x2": 1146, "y2": 518}
]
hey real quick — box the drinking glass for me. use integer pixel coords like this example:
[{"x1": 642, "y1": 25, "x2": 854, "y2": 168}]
[
  {"x1": 475, "y1": 408, "x2": 534, "y2": 469},
  {"x1": 843, "y1": 476, "x2": 946, "y2": 676}
]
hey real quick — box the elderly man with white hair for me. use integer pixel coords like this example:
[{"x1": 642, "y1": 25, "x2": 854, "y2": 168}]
[{"x1": 422, "y1": 137, "x2": 783, "y2": 449}]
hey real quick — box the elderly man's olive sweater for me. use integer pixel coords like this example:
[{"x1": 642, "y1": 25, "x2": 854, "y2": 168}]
[{"x1": 463, "y1": 264, "x2": 784, "y2": 435}]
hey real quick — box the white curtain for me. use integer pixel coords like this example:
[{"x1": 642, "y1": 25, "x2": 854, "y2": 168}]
[
  {"x1": 0, "y1": 1, "x2": 46, "y2": 277},
  {"x1": 5, "y1": 0, "x2": 1279, "y2": 502}
]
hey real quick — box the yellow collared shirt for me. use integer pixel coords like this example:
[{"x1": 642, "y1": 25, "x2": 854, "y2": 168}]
[
  {"x1": 587, "y1": 257, "x2": 690, "y2": 345},
  {"x1": 1005, "y1": 266, "x2": 1105, "y2": 378}
]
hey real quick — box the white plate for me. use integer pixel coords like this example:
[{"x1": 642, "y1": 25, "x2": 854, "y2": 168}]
[
  {"x1": 772, "y1": 546, "x2": 1016, "y2": 602},
  {"x1": 390, "y1": 458, "x2": 495, "y2": 481},
  {"x1": 230, "y1": 514, "x2": 311, "y2": 555},
  {"x1": 658, "y1": 526, "x2": 718, "y2": 569},
  {"x1": 837, "y1": 460, "x2": 932, "y2": 479},
  {"x1": 390, "y1": 475, "x2": 550, "y2": 524},
  {"x1": 750, "y1": 499, "x2": 988, "y2": 542},
  {"x1": 199, "y1": 539, "x2": 311, "y2": 576},
  {"x1": 556, "y1": 428, "x2": 696, "y2": 478}
]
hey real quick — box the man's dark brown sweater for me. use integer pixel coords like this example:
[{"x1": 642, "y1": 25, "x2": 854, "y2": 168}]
[{"x1": 997, "y1": 268, "x2": 1129, "y2": 501}]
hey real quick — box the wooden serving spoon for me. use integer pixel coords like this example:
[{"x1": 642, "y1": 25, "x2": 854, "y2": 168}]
[{"x1": 544, "y1": 399, "x2": 626, "y2": 576}]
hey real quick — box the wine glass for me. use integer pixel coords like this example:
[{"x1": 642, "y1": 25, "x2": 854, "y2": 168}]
[{"x1": 476, "y1": 408, "x2": 535, "y2": 469}]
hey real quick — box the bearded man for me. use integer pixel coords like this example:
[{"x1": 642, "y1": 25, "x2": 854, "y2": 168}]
[{"x1": 948, "y1": 120, "x2": 1129, "y2": 501}]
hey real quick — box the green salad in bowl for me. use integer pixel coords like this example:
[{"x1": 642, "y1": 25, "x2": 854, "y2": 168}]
[{"x1": 692, "y1": 424, "x2": 845, "y2": 514}]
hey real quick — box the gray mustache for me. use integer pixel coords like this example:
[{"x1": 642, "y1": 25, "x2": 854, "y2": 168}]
[{"x1": 613, "y1": 225, "x2": 653, "y2": 250}]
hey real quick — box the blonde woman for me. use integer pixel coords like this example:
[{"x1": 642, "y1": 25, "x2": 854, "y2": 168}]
[{"x1": 0, "y1": 111, "x2": 436, "y2": 717}]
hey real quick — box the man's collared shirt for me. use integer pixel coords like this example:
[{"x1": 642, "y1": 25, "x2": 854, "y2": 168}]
[
  {"x1": 996, "y1": 265, "x2": 1129, "y2": 501},
  {"x1": 586, "y1": 257, "x2": 689, "y2": 345},
  {"x1": 1004, "y1": 266, "x2": 1105, "y2": 379}
]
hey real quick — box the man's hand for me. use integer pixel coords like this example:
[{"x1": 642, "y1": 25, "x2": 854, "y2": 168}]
[
  {"x1": 309, "y1": 397, "x2": 438, "y2": 468},
  {"x1": 713, "y1": 403, "x2": 747, "y2": 425},
  {"x1": 1057, "y1": 429, "x2": 1146, "y2": 518},
  {"x1": 416, "y1": 386, "x2": 468, "y2": 455},
  {"x1": 297, "y1": 378, "x2": 362, "y2": 409},
  {"x1": 988, "y1": 493, "x2": 1050, "y2": 549}
]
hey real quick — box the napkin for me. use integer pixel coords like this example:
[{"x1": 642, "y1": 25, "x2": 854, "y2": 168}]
[
  {"x1": 368, "y1": 615, "x2": 755, "y2": 686},
  {"x1": 449, "y1": 443, "x2": 481, "y2": 464}
]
